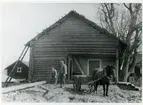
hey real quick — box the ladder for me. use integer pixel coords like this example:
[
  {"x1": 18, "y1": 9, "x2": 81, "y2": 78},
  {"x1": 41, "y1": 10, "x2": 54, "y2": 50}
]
[{"x1": 4, "y1": 46, "x2": 29, "y2": 87}]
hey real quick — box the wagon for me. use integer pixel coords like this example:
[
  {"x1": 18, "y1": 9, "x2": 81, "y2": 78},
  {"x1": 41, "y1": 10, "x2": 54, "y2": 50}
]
[{"x1": 73, "y1": 75, "x2": 102, "y2": 91}]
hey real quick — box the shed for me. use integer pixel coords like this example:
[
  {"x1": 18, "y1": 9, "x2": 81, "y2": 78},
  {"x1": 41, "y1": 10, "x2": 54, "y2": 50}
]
[
  {"x1": 4, "y1": 60, "x2": 29, "y2": 80},
  {"x1": 25, "y1": 11, "x2": 126, "y2": 82}
]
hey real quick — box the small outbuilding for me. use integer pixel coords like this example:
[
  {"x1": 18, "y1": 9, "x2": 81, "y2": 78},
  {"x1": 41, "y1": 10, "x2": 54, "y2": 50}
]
[{"x1": 4, "y1": 60, "x2": 29, "y2": 81}]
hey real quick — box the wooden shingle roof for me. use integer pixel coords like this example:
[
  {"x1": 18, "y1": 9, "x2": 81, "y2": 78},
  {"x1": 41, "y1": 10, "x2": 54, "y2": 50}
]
[{"x1": 25, "y1": 10, "x2": 126, "y2": 47}]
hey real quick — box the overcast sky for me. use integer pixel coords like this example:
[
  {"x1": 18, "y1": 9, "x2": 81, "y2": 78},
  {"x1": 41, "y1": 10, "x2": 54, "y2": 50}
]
[{"x1": 2, "y1": 3, "x2": 100, "y2": 70}]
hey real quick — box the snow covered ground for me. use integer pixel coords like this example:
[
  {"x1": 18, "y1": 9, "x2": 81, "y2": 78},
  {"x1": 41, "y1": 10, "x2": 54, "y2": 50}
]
[{"x1": 2, "y1": 84, "x2": 142, "y2": 103}]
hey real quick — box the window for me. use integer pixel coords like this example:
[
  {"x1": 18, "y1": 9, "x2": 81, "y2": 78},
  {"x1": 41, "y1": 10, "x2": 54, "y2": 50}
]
[
  {"x1": 17, "y1": 67, "x2": 22, "y2": 73},
  {"x1": 87, "y1": 59, "x2": 101, "y2": 75}
]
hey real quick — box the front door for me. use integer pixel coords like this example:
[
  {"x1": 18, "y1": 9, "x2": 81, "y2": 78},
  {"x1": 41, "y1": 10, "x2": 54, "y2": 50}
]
[{"x1": 88, "y1": 59, "x2": 101, "y2": 75}]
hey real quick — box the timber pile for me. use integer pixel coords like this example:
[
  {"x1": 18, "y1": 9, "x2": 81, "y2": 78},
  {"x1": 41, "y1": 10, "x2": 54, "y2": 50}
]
[
  {"x1": 117, "y1": 82, "x2": 141, "y2": 91},
  {"x1": 2, "y1": 81, "x2": 46, "y2": 94}
]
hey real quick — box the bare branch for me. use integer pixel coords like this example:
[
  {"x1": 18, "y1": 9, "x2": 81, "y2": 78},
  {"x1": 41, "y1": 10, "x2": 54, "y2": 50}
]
[
  {"x1": 98, "y1": 3, "x2": 142, "y2": 81},
  {"x1": 124, "y1": 3, "x2": 133, "y2": 13},
  {"x1": 123, "y1": 3, "x2": 130, "y2": 10}
]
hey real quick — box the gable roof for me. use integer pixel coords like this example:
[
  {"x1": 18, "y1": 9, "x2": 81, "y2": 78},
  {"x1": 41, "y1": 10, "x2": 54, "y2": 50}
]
[
  {"x1": 25, "y1": 10, "x2": 126, "y2": 47},
  {"x1": 5, "y1": 60, "x2": 29, "y2": 70},
  {"x1": 22, "y1": 61, "x2": 29, "y2": 66}
]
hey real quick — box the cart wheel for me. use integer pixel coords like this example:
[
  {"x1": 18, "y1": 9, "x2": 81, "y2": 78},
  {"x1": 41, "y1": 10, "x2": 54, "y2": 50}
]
[
  {"x1": 73, "y1": 77, "x2": 77, "y2": 90},
  {"x1": 73, "y1": 77, "x2": 81, "y2": 91}
]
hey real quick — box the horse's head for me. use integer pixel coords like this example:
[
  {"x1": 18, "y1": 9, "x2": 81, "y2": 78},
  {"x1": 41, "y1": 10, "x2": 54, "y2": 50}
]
[
  {"x1": 110, "y1": 65, "x2": 116, "y2": 81},
  {"x1": 105, "y1": 65, "x2": 116, "y2": 80}
]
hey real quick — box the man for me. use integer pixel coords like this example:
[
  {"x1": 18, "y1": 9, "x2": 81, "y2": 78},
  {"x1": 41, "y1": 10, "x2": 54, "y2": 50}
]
[
  {"x1": 51, "y1": 66, "x2": 58, "y2": 85},
  {"x1": 59, "y1": 61, "x2": 67, "y2": 88}
]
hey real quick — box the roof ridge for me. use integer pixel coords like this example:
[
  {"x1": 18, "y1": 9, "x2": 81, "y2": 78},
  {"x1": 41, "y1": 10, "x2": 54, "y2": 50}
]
[
  {"x1": 25, "y1": 10, "x2": 126, "y2": 46},
  {"x1": 25, "y1": 10, "x2": 74, "y2": 46},
  {"x1": 4, "y1": 60, "x2": 29, "y2": 70}
]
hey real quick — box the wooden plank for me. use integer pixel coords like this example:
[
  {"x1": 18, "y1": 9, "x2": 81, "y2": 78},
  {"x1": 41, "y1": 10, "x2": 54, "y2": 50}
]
[
  {"x1": 33, "y1": 48, "x2": 116, "y2": 52},
  {"x1": 73, "y1": 57, "x2": 84, "y2": 75},
  {"x1": 35, "y1": 41, "x2": 116, "y2": 45},
  {"x1": 86, "y1": 78, "x2": 101, "y2": 85},
  {"x1": 36, "y1": 33, "x2": 114, "y2": 38},
  {"x1": 33, "y1": 47, "x2": 116, "y2": 50},
  {"x1": 33, "y1": 53, "x2": 116, "y2": 58},
  {"x1": 34, "y1": 45, "x2": 116, "y2": 48},
  {"x1": 2, "y1": 81, "x2": 46, "y2": 94},
  {"x1": 34, "y1": 57, "x2": 64, "y2": 60},
  {"x1": 28, "y1": 46, "x2": 34, "y2": 82},
  {"x1": 34, "y1": 47, "x2": 116, "y2": 50},
  {"x1": 38, "y1": 34, "x2": 113, "y2": 38},
  {"x1": 116, "y1": 49, "x2": 119, "y2": 83},
  {"x1": 68, "y1": 58, "x2": 71, "y2": 80},
  {"x1": 36, "y1": 39, "x2": 116, "y2": 43},
  {"x1": 36, "y1": 36, "x2": 114, "y2": 39}
]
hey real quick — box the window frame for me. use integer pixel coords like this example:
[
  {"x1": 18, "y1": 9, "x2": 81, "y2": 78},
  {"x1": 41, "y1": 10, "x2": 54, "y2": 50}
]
[
  {"x1": 17, "y1": 67, "x2": 22, "y2": 73},
  {"x1": 87, "y1": 59, "x2": 101, "y2": 75}
]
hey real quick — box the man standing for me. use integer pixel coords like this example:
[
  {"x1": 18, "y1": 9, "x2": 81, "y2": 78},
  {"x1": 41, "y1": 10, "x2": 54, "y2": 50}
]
[
  {"x1": 51, "y1": 66, "x2": 58, "y2": 85},
  {"x1": 59, "y1": 61, "x2": 67, "y2": 88}
]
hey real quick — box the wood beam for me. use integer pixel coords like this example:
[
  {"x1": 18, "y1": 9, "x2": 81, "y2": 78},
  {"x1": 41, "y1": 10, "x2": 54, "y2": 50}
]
[
  {"x1": 2, "y1": 81, "x2": 46, "y2": 94},
  {"x1": 67, "y1": 52, "x2": 116, "y2": 55},
  {"x1": 68, "y1": 58, "x2": 70, "y2": 80},
  {"x1": 116, "y1": 49, "x2": 119, "y2": 83},
  {"x1": 73, "y1": 57, "x2": 84, "y2": 75}
]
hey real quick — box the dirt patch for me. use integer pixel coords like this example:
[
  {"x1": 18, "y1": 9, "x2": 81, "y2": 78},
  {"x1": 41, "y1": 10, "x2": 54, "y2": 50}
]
[{"x1": 2, "y1": 84, "x2": 142, "y2": 103}]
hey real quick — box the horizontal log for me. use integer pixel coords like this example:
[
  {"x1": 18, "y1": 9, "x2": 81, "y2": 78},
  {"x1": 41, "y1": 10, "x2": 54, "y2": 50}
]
[
  {"x1": 34, "y1": 57, "x2": 65, "y2": 60},
  {"x1": 33, "y1": 49, "x2": 116, "y2": 53},
  {"x1": 37, "y1": 34, "x2": 113, "y2": 37},
  {"x1": 33, "y1": 51, "x2": 116, "y2": 56},
  {"x1": 2, "y1": 81, "x2": 46, "y2": 94},
  {"x1": 36, "y1": 38, "x2": 116, "y2": 42},
  {"x1": 35, "y1": 40, "x2": 116, "y2": 45},
  {"x1": 34, "y1": 47, "x2": 116, "y2": 51},
  {"x1": 33, "y1": 55, "x2": 116, "y2": 60},
  {"x1": 34, "y1": 44, "x2": 116, "y2": 49}
]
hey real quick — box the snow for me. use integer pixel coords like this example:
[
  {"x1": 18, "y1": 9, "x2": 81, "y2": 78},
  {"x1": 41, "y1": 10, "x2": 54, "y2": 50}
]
[
  {"x1": 2, "y1": 84, "x2": 142, "y2": 103},
  {"x1": 2, "y1": 75, "x2": 18, "y2": 83},
  {"x1": 2, "y1": 81, "x2": 46, "y2": 93}
]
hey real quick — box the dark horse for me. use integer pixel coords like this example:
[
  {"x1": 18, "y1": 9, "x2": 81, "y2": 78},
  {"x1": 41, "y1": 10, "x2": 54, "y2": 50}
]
[{"x1": 91, "y1": 65, "x2": 116, "y2": 96}]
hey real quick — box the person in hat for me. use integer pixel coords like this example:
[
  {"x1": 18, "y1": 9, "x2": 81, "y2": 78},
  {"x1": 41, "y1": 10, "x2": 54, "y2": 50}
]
[{"x1": 59, "y1": 61, "x2": 67, "y2": 88}]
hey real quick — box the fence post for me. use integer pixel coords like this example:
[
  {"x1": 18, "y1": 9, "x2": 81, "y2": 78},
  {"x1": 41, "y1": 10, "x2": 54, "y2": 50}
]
[{"x1": 116, "y1": 49, "x2": 119, "y2": 83}]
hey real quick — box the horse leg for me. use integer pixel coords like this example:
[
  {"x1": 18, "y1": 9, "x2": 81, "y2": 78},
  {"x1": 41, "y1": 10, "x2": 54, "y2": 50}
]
[
  {"x1": 106, "y1": 84, "x2": 109, "y2": 96},
  {"x1": 94, "y1": 82, "x2": 98, "y2": 94},
  {"x1": 103, "y1": 84, "x2": 105, "y2": 96}
]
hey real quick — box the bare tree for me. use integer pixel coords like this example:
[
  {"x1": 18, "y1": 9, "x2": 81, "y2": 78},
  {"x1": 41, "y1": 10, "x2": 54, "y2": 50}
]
[{"x1": 98, "y1": 3, "x2": 142, "y2": 82}]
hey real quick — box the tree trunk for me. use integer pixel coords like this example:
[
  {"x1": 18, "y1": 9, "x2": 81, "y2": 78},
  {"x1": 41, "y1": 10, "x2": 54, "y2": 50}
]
[
  {"x1": 122, "y1": 57, "x2": 130, "y2": 82},
  {"x1": 98, "y1": 3, "x2": 142, "y2": 82}
]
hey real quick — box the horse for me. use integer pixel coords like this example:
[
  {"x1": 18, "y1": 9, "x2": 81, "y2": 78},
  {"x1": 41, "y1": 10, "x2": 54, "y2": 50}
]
[{"x1": 91, "y1": 65, "x2": 116, "y2": 96}]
